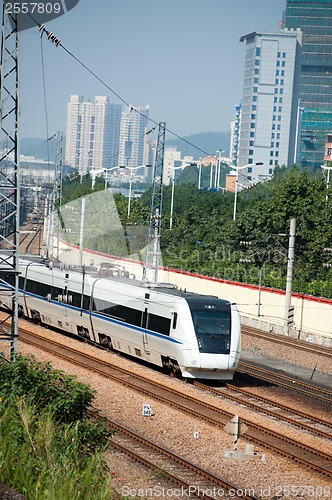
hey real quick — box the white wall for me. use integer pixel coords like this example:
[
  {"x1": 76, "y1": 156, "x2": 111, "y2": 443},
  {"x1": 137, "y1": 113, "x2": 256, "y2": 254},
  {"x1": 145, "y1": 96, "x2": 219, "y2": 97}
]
[{"x1": 57, "y1": 240, "x2": 332, "y2": 347}]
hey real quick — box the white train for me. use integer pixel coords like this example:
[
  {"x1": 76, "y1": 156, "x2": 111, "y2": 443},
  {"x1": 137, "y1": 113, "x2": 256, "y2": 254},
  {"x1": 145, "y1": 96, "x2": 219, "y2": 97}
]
[{"x1": 2, "y1": 255, "x2": 241, "y2": 380}]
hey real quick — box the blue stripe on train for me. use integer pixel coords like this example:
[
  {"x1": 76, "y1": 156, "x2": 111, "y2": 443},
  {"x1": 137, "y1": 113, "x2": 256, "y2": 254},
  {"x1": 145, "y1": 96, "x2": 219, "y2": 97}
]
[{"x1": 17, "y1": 288, "x2": 184, "y2": 345}]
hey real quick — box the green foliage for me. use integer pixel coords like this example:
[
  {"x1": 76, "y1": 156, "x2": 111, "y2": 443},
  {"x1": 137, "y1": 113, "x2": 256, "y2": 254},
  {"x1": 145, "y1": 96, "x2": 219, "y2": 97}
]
[
  {"x1": 0, "y1": 355, "x2": 95, "y2": 423},
  {"x1": 165, "y1": 131, "x2": 230, "y2": 158},
  {"x1": 149, "y1": 167, "x2": 332, "y2": 298},
  {"x1": 0, "y1": 355, "x2": 113, "y2": 499},
  {"x1": 61, "y1": 172, "x2": 105, "y2": 206},
  {"x1": 61, "y1": 165, "x2": 332, "y2": 298},
  {"x1": 175, "y1": 163, "x2": 230, "y2": 190},
  {"x1": 0, "y1": 398, "x2": 111, "y2": 499}
]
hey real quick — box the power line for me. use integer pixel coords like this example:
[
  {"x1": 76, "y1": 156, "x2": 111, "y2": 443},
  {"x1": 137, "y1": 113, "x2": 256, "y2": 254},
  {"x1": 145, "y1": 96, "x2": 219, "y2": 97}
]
[
  {"x1": 40, "y1": 34, "x2": 52, "y2": 181},
  {"x1": 33, "y1": 19, "x2": 219, "y2": 161}
]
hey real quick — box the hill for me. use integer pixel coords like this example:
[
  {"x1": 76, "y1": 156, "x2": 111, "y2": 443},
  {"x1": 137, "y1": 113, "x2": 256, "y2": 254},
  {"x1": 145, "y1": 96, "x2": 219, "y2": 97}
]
[
  {"x1": 21, "y1": 131, "x2": 231, "y2": 163},
  {"x1": 165, "y1": 131, "x2": 231, "y2": 159},
  {"x1": 21, "y1": 137, "x2": 59, "y2": 161}
]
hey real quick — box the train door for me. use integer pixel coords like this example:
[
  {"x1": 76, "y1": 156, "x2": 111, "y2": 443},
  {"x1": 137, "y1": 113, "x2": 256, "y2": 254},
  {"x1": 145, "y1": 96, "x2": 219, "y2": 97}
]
[
  {"x1": 141, "y1": 302, "x2": 150, "y2": 356},
  {"x1": 62, "y1": 273, "x2": 70, "y2": 318}
]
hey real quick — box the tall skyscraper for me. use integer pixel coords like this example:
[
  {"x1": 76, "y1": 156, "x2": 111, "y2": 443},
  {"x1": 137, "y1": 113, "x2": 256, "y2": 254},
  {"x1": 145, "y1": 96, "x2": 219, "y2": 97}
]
[
  {"x1": 284, "y1": 0, "x2": 332, "y2": 169},
  {"x1": 119, "y1": 105, "x2": 149, "y2": 168},
  {"x1": 65, "y1": 95, "x2": 122, "y2": 173},
  {"x1": 237, "y1": 30, "x2": 302, "y2": 182}
]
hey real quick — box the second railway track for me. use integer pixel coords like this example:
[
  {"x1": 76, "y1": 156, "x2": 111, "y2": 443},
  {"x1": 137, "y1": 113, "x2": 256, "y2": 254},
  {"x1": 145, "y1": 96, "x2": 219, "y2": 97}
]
[
  {"x1": 20, "y1": 326, "x2": 332, "y2": 479},
  {"x1": 194, "y1": 381, "x2": 332, "y2": 440},
  {"x1": 238, "y1": 361, "x2": 332, "y2": 404},
  {"x1": 242, "y1": 325, "x2": 332, "y2": 360},
  {"x1": 89, "y1": 411, "x2": 259, "y2": 499}
]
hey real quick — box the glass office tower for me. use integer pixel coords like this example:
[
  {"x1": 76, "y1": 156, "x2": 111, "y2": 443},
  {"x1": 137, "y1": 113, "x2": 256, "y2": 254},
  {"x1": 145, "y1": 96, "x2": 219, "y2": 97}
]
[
  {"x1": 238, "y1": 30, "x2": 302, "y2": 181},
  {"x1": 284, "y1": 0, "x2": 332, "y2": 168}
]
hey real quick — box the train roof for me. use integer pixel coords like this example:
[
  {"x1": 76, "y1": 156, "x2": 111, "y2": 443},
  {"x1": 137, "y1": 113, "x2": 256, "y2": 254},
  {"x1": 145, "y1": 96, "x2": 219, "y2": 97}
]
[
  {"x1": 16, "y1": 254, "x2": 231, "y2": 305},
  {"x1": 95, "y1": 273, "x2": 230, "y2": 305}
]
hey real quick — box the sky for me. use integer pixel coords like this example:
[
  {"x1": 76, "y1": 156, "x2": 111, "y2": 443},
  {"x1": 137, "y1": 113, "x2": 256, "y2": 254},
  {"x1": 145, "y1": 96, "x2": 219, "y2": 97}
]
[{"x1": 14, "y1": 0, "x2": 286, "y2": 142}]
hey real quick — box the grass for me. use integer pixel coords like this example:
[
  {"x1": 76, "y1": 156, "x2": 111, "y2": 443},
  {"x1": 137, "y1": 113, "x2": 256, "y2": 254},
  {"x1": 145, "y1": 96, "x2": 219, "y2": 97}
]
[{"x1": 0, "y1": 355, "x2": 114, "y2": 499}]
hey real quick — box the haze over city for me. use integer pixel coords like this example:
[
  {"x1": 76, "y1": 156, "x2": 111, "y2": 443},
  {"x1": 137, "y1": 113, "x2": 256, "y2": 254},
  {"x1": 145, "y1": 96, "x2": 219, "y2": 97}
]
[{"x1": 16, "y1": 0, "x2": 286, "y2": 141}]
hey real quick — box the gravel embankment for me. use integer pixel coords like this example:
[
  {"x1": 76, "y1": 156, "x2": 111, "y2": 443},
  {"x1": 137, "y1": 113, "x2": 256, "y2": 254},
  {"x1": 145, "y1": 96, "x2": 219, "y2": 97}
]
[{"x1": 16, "y1": 319, "x2": 332, "y2": 499}]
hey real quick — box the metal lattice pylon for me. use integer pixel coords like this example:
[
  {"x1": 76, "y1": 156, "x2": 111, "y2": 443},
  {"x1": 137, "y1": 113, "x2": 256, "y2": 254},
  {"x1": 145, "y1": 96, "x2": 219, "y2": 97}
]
[
  {"x1": 0, "y1": 6, "x2": 20, "y2": 360},
  {"x1": 142, "y1": 122, "x2": 166, "y2": 283},
  {"x1": 49, "y1": 131, "x2": 63, "y2": 264}
]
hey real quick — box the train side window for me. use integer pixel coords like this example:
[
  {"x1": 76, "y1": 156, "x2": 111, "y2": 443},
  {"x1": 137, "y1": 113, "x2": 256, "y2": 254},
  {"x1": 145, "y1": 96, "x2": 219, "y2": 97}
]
[
  {"x1": 147, "y1": 314, "x2": 171, "y2": 336},
  {"x1": 172, "y1": 312, "x2": 178, "y2": 329},
  {"x1": 141, "y1": 308, "x2": 148, "y2": 328}
]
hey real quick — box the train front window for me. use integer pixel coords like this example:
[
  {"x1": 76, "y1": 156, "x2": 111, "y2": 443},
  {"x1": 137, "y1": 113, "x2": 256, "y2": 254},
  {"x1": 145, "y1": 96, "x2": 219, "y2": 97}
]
[{"x1": 190, "y1": 308, "x2": 231, "y2": 354}]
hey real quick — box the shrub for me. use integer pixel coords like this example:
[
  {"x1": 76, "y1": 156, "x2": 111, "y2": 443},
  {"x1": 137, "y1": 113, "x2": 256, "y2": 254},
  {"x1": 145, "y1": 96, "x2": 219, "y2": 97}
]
[{"x1": 0, "y1": 355, "x2": 113, "y2": 499}]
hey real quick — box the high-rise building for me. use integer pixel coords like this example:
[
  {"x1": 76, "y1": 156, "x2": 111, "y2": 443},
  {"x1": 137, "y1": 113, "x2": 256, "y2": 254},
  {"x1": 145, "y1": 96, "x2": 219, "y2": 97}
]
[
  {"x1": 163, "y1": 147, "x2": 181, "y2": 186},
  {"x1": 118, "y1": 105, "x2": 149, "y2": 169},
  {"x1": 65, "y1": 95, "x2": 122, "y2": 173},
  {"x1": 284, "y1": 0, "x2": 332, "y2": 169},
  {"x1": 238, "y1": 30, "x2": 302, "y2": 182}
]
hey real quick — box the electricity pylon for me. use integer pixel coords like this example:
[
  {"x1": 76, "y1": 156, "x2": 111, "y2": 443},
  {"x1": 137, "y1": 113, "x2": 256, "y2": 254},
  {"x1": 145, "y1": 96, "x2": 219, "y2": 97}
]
[
  {"x1": 0, "y1": 5, "x2": 20, "y2": 360},
  {"x1": 48, "y1": 131, "x2": 63, "y2": 264},
  {"x1": 142, "y1": 122, "x2": 166, "y2": 283}
]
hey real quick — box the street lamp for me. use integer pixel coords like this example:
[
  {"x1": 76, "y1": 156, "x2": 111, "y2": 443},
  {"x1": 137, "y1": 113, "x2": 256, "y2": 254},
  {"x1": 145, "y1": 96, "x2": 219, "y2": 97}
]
[
  {"x1": 126, "y1": 165, "x2": 148, "y2": 218},
  {"x1": 197, "y1": 158, "x2": 202, "y2": 190},
  {"x1": 102, "y1": 166, "x2": 122, "y2": 189},
  {"x1": 170, "y1": 164, "x2": 187, "y2": 229},
  {"x1": 75, "y1": 166, "x2": 120, "y2": 189},
  {"x1": 209, "y1": 161, "x2": 214, "y2": 189},
  {"x1": 321, "y1": 164, "x2": 332, "y2": 203},
  {"x1": 232, "y1": 162, "x2": 263, "y2": 221},
  {"x1": 216, "y1": 150, "x2": 225, "y2": 190}
]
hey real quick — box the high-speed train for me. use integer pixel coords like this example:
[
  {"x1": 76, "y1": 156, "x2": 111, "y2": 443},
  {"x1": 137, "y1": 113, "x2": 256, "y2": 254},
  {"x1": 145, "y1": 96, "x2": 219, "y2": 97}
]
[{"x1": 1, "y1": 255, "x2": 241, "y2": 380}]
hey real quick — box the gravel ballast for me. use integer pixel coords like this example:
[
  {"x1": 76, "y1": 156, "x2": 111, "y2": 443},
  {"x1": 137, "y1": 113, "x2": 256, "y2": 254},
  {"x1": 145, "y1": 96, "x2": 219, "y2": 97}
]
[{"x1": 15, "y1": 319, "x2": 332, "y2": 499}]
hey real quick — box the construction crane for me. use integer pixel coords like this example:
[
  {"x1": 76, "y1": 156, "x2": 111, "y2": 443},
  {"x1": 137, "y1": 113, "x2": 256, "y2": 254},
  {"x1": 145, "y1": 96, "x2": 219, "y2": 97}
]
[{"x1": 0, "y1": 6, "x2": 19, "y2": 361}]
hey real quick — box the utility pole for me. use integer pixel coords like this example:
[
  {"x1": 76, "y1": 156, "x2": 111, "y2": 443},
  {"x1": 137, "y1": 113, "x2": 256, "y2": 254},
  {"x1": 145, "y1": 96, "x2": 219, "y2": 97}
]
[
  {"x1": 78, "y1": 197, "x2": 86, "y2": 268},
  {"x1": 48, "y1": 131, "x2": 63, "y2": 265},
  {"x1": 0, "y1": 6, "x2": 20, "y2": 361},
  {"x1": 54, "y1": 131, "x2": 63, "y2": 260},
  {"x1": 283, "y1": 218, "x2": 296, "y2": 335},
  {"x1": 142, "y1": 122, "x2": 166, "y2": 283}
]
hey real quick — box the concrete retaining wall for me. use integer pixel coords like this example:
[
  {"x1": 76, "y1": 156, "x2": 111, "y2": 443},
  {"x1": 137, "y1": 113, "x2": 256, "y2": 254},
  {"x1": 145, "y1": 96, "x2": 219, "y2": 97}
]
[{"x1": 57, "y1": 240, "x2": 332, "y2": 348}]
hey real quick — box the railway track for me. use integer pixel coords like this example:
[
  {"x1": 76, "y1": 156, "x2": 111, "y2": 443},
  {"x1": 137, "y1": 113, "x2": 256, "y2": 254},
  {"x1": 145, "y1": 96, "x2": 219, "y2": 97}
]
[
  {"x1": 238, "y1": 361, "x2": 332, "y2": 404},
  {"x1": 19, "y1": 223, "x2": 43, "y2": 255},
  {"x1": 242, "y1": 325, "x2": 332, "y2": 359},
  {"x1": 20, "y1": 327, "x2": 332, "y2": 478},
  {"x1": 88, "y1": 411, "x2": 258, "y2": 499},
  {"x1": 194, "y1": 381, "x2": 332, "y2": 439}
]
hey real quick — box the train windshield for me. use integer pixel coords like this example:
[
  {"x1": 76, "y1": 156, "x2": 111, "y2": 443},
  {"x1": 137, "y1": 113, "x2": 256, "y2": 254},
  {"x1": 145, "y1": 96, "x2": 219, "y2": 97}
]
[{"x1": 188, "y1": 299, "x2": 231, "y2": 354}]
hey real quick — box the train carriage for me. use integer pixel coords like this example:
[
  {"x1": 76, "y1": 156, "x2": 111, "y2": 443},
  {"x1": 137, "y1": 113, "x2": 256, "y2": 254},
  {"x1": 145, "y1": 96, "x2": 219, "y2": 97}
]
[{"x1": 1, "y1": 255, "x2": 241, "y2": 380}]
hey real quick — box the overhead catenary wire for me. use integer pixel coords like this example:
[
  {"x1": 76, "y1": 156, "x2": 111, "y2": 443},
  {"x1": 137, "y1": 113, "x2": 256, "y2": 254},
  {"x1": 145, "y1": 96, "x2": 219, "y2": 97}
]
[
  {"x1": 23, "y1": 133, "x2": 57, "y2": 158},
  {"x1": 33, "y1": 19, "x2": 222, "y2": 163},
  {"x1": 40, "y1": 32, "x2": 52, "y2": 182}
]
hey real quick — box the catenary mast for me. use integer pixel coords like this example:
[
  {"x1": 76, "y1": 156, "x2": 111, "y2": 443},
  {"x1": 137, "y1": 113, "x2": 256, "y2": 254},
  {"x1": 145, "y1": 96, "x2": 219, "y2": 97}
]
[
  {"x1": 142, "y1": 122, "x2": 166, "y2": 283},
  {"x1": 0, "y1": 4, "x2": 20, "y2": 361}
]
